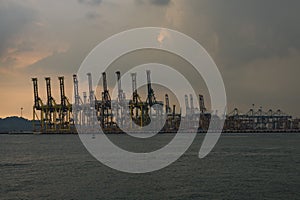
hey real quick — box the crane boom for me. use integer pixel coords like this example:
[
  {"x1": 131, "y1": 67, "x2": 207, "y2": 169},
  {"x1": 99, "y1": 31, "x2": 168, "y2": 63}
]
[
  {"x1": 73, "y1": 74, "x2": 82, "y2": 106},
  {"x1": 32, "y1": 78, "x2": 43, "y2": 109}
]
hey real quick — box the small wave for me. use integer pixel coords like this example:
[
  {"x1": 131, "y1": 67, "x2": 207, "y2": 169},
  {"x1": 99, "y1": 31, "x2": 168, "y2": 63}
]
[{"x1": 0, "y1": 162, "x2": 30, "y2": 167}]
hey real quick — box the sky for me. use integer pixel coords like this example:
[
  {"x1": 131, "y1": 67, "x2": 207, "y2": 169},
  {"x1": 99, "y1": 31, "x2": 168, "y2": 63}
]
[{"x1": 0, "y1": 0, "x2": 300, "y2": 119}]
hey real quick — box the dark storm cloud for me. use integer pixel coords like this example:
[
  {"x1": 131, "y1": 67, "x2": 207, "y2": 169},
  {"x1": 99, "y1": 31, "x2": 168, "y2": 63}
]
[
  {"x1": 78, "y1": 0, "x2": 103, "y2": 6},
  {"x1": 150, "y1": 0, "x2": 170, "y2": 6},
  {"x1": 136, "y1": 0, "x2": 171, "y2": 6},
  {"x1": 0, "y1": 1, "x2": 36, "y2": 57},
  {"x1": 188, "y1": 0, "x2": 300, "y2": 67}
]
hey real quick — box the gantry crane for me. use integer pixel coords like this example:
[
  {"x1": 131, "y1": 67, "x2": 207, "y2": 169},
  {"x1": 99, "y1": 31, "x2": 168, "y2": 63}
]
[
  {"x1": 146, "y1": 70, "x2": 163, "y2": 108},
  {"x1": 146, "y1": 70, "x2": 156, "y2": 107},
  {"x1": 87, "y1": 73, "x2": 95, "y2": 107},
  {"x1": 73, "y1": 74, "x2": 83, "y2": 126},
  {"x1": 116, "y1": 71, "x2": 125, "y2": 103},
  {"x1": 45, "y1": 77, "x2": 59, "y2": 132},
  {"x1": 165, "y1": 94, "x2": 171, "y2": 114},
  {"x1": 146, "y1": 70, "x2": 163, "y2": 129},
  {"x1": 58, "y1": 76, "x2": 72, "y2": 131},
  {"x1": 115, "y1": 71, "x2": 127, "y2": 127},
  {"x1": 129, "y1": 72, "x2": 150, "y2": 127},
  {"x1": 73, "y1": 74, "x2": 82, "y2": 106},
  {"x1": 86, "y1": 73, "x2": 97, "y2": 127},
  {"x1": 100, "y1": 72, "x2": 113, "y2": 128},
  {"x1": 32, "y1": 78, "x2": 46, "y2": 132},
  {"x1": 32, "y1": 72, "x2": 298, "y2": 133}
]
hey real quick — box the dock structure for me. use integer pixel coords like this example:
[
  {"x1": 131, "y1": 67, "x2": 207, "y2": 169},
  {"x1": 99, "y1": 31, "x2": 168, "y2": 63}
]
[
  {"x1": 224, "y1": 107, "x2": 294, "y2": 132},
  {"x1": 32, "y1": 71, "x2": 299, "y2": 134}
]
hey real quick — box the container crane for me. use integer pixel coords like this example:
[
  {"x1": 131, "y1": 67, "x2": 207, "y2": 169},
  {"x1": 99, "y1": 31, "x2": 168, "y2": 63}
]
[
  {"x1": 101, "y1": 72, "x2": 113, "y2": 128},
  {"x1": 58, "y1": 76, "x2": 72, "y2": 131},
  {"x1": 73, "y1": 74, "x2": 83, "y2": 126},
  {"x1": 115, "y1": 71, "x2": 126, "y2": 127},
  {"x1": 45, "y1": 77, "x2": 58, "y2": 131},
  {"x1": 129, "y1": 72, "x2": 149, "y2": 127},
  {"x1": 165, "y1": 94, "x2": 171, "y2": 114},
  {"x1": 32, "y1": 78, "x2": 45, "y2": 132}
]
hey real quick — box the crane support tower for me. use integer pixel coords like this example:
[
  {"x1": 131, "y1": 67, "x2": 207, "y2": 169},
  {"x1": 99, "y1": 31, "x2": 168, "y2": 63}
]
[
  {"x1": 58, "y1": 76, "x2": 72, "y2": 131},
  {"x1": 32, "y1": 78, "x2": 46, "y2": 132},
  {"x1": 45, "y1": 77, "x2": 59, "y2": 132},
  {"x1": 100, "y1": 72, "x2": 113, "y2": 129}
]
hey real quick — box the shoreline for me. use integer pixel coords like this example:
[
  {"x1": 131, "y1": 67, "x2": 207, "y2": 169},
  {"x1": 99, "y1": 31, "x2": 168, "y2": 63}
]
[{"x1": 1, "y1": 130, "x2": 300, "y2": 135}]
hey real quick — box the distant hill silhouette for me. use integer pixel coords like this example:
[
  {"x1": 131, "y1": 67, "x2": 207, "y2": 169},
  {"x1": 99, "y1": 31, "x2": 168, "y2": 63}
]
[{"x1": 0, "y1": 117, "x2": 33, "y2": 133}]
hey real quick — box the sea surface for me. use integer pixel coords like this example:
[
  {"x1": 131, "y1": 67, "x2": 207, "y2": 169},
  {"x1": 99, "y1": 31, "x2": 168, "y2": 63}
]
[{"x1": 0, "y1": 133, "x2": 299, "y2": 200}]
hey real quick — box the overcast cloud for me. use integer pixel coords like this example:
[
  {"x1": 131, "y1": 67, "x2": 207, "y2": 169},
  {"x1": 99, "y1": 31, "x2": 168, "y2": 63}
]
[{"x1": 0, "y1": 0, "x2": 299, "y2": 118}]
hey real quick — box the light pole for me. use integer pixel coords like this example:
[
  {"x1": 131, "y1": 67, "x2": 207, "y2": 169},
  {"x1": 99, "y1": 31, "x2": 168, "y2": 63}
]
[{"x1": 21, "y1": 107, "x2": 23, "y2": 118}]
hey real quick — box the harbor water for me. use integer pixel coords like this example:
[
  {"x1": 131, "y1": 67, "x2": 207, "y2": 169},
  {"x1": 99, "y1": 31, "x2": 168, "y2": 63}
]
[{"x1": 0, "y1": 133, "x2": 299, "y2": 199}]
